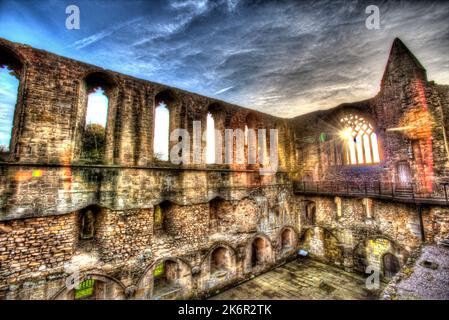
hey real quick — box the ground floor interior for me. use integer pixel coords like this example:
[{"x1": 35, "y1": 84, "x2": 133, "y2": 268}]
[{"x1": 210, "y1": 258, "x2": 385, "y2": 300}]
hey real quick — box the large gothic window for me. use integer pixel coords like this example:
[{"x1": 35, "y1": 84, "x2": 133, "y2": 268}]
[{"x1": 340, "y1": 114, "x2": 381, "y2": 165}]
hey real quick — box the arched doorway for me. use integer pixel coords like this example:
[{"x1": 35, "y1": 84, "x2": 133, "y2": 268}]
[
  {"x1": 52, "y1": 275, "x2": 125, "y2": 300},
  {"x1": 281, "y1": 229, "x2": 294, "y2": 251},
  {"x1": 251, "y1": 238, "x2": 265, "y2": 267},
  {"x1": 383, "y1": 253, "x2": 400, "y2": 278},
  {"x1": 153, "y1": 260, "x2": 179, "y2": 297}
]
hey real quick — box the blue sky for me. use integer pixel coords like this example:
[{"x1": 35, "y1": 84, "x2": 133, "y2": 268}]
[
  {"x1": 0, "y1": 66, "x2": 19, "y2": 148},
  {"x1": 0, "y1": 0, "x2": 449, "y2": 121}
]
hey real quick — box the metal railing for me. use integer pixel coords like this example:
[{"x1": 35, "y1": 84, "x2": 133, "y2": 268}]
[{"x1": 293, "y1": 180, "x2": 449, "y2": 205}]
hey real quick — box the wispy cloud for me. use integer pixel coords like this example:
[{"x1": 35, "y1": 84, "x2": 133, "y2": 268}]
[{"x1": 215, "y1": 86, "x2": 234, "y2": 95}]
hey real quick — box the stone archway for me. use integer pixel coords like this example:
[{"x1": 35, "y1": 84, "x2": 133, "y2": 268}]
[
  {"x1": 353, "y1": 237, "x2": 407, "y2": 278},
  {"x1": 200, "y1": 244, "x2": 237, "y2": 292},
  {"x1": 52, "y1": 274, "x2": 126, "y2": 300},
  {"x1": 244, "y1": 234, "x2": 273, "y2": 273},
  {"x1": 136, "y1": 257, "x2": 192, "y2": 300},
  {"x1": 279, "y1": 227, "x2": 297, "y2": 253},
  {"x1": 251, "y1": 237, "x2": 265, "y2": 267}
]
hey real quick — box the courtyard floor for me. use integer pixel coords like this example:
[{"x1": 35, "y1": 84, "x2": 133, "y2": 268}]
[{"x1": 210, "y1": 258, "x2": 385, "y2": 300}]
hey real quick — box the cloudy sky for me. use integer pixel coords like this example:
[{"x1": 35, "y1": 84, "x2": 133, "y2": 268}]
[{"x1": 0, "y1": 0, "x2": 449, "y2": 120}]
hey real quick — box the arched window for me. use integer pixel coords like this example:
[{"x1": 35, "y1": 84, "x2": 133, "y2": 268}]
[
  {"x1": 206, "y1": 112, "x2": 215, "y2": 164},
  {"x1": 0, "y1": 66, "x2": 19, "y2": 156},
  {"x1": 153, "y1": 102, "x2": 169, "y2": 161},
  {"x1": 80, "y1": 72, "x2": 115, "y2": 163},
  {"x1": 153, "y1": 91, "x2": 175, "y2": 162},
  {"x1": 154, "y1": 201, "x2": 172, "y2": 233},
  {"x1": 340, "y1": 114, "x2": 381, "y2": 165},
  {"x1": 82, "y1": 88, "x2": 108, "y2": 161},
  {"x1": 245, "y1": 113, "x2": 258, "y2": 165}
]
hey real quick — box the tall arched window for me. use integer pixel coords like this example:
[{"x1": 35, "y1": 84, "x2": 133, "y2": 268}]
[
  {"x1": 82, "y1": 88, "x2": 108, "y2": 161},
  {"x1": 0, "y1": 65, "x2": 19, "y2": 155},
  {"x1": 340, "y1": 114, "x2": 381, "y2": 165},
  {"x1": 153, "y1": 102, "x2": 170, "y2": 161},
  {"x1": 80, "y1": 72, "x2": 115, "y2": 163},
  {"x1": 244, "y1": 124, "x2": 248, "y2": 146},
  {"x1": 206, "y1": 112, "x2": 215, "y2": 164}
]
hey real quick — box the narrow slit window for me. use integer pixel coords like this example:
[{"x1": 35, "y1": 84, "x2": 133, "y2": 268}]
[
  {"x1": 154, "y1": 102, "x2": 169, "y2": 161},
  {"x1": 206, "y1": 112, "x2": 215, "y2": 164}
]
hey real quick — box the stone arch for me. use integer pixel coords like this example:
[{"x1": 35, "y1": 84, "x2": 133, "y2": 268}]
[
  {"x1": 74, "y1": 205, "x2": 105, "y2": 253},
  {"x1": 0, "y1": 43, "x2": 27, "y2": 160},
  {"x1": 199, "y1": 242, "x2": 238, "y2": 291},
  {"x1": 153, "y1": 200, "x2": 175, "y2": 234},
  {"x1": 278, "y1": 226, "x2": 298, "y2": 253},
  {"x1": 299, "y1": 226, "x2": 344, "y2": 267},
  {"x1": 204, "y1": 102, "x2": 226, "y2": 165},
  {"x1": 153, "y1": 90, "x2": 177, "y2": 161},
  {"x1": 136, "y1": 256, "x2": 192, "y2": 300},
  {"x1": 51, "y1": 272, "x2": 126, "y2": 300},
  {"x1": 353, "y1": 236, "x2": 407, "y2": 277},
  {"x1": 337, "y1": 112, "x2": 382, "y2": 165},
  {"x1": 75, "y1": 71, "x2": 119, "y2": 163},
  {"x1": 244, "y1": 233, "x2": 274, "y2": 273},
  {"x1": 0, "y1": 42, "x2": 27, "y2": 73},
  {"x1": 304, "y1": 200, "x2": 316, "y2": 225},
  {"x1": 77, "y1": 205, "x2": 101, "y2": 240}
]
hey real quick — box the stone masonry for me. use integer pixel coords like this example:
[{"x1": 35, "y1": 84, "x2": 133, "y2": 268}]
[{"x1": 0, "y1": 36, "x2": 448, "y2": 299}]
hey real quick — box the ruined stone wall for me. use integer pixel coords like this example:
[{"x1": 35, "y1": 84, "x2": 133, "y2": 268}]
[
  {"x1": 0, "y1": 37, "x2": 295, "y2": 169},
  {"x1": 295, "y1": 195, "x2": 424, "y2": 274},
  {"x1": 0, "y1": 37, "x2": 299, "y2": 300},
  {"x1": 1, "y1": 36, "x2": 448, "y2": 300},
  {"x1": 0, "y1": 184, "x2": 299, "y2": 300}
]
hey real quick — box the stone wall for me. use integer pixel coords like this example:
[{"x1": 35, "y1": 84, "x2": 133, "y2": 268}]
[
  {"x1": 292, "y1": 38, "x2": 449, "y2": 189},
  {"x1": 1, "y1": 36, "x2": 449, "y2": 300}
]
